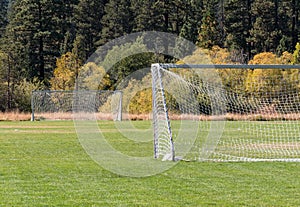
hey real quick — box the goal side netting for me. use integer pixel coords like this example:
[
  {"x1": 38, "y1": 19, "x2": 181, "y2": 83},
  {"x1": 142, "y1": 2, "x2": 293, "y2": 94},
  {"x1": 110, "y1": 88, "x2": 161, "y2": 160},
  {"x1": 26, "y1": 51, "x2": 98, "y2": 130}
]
[
  {"x1": 31, "y1": 90, "x2": 122, "y2": 121},
  {"x1": 151, "y1": 63, "x2": 300, "y2": 162}
]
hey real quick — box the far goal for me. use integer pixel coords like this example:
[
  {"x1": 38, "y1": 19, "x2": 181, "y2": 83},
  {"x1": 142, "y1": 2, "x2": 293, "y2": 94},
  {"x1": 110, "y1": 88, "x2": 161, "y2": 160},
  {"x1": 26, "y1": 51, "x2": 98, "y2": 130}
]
[
  {"x1": 151, "y1": 63, "x2": 300, "y2": 162},
  {"x1": 31, "y1": 90, "x2": 122, "y2": 121}
]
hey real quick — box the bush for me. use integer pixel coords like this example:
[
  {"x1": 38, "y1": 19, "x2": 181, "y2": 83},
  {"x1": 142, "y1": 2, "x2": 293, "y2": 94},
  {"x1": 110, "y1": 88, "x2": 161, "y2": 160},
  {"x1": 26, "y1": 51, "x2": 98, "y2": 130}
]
[{"x1": 14, "y1": 78, "x2": 45, "y2": 112}]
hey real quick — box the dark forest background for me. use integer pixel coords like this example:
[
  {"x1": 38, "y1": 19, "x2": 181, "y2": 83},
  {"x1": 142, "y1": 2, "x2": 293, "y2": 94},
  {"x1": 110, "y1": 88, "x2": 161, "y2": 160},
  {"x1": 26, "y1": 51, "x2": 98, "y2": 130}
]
[{"x1": 0, "y1": 0, "x2": 299, "y2": 112}]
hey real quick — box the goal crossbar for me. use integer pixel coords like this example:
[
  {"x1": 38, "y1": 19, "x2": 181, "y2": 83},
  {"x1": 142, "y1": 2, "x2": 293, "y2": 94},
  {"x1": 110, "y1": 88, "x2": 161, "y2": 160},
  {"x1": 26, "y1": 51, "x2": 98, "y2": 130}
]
[
  {"x1": 151, "y1": 63, "x2": 300, "y2": 162},
  {"x1": 159, "y1": 64, "x2": 300, "y2": 69}
]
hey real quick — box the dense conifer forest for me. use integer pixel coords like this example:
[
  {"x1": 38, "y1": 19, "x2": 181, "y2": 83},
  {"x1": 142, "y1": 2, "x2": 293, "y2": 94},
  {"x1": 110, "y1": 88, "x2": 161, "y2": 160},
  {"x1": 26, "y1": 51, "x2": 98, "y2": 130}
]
[{"x1": 0, "y1": 0, "x2": 299, "y2": 112}]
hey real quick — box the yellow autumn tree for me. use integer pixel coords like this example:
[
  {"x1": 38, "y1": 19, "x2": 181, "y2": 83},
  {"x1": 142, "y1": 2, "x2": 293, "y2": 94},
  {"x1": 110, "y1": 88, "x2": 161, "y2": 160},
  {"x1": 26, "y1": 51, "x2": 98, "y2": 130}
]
[
  {"x1": 98, "y1": 72, "x2": 153, "y2": 116},
  {"x1": 129, "y1": 88, "x2": 152, "y2": 114},
  {"x1": 178, "y1": 46, "x2": 245, "y2": 95},
  {"x1": 246, "y1": 52, "x2": 295, "y2": 96},
  {"x1": 292, "y1": 42, "x2": 300, "y2": 64},
  {"x1": 80, "y1": 62, "x2": 111, "y2": 90},
  {"x1": 279, "y1": 51, "x2": 293, "y2": 64},
  {"x1": 178, "y1": 46, "x2": 232, "y2": 65},
  {"x1": 125, "y1": 73, "x2": 153, "y2": 115},
  {"x1": 51, "y1": 52, "x2": 81, "y2": 90},
  {"x1": 209, "y1": 46, "x2": 233, "y2": 64},
  {"x1": 176, "y1": 46, "x2": 233, "y2": 85}
]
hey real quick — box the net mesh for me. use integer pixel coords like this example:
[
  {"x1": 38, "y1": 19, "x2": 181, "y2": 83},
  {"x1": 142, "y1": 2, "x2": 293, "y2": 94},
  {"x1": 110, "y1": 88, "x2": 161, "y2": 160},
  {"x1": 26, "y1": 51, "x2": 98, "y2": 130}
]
[
  {"x1": 151, "y1": 64, "x2": 300, "y2": 162},
  {"x1": 31, "y1": 90, "x2": 122, "y2": 121}
]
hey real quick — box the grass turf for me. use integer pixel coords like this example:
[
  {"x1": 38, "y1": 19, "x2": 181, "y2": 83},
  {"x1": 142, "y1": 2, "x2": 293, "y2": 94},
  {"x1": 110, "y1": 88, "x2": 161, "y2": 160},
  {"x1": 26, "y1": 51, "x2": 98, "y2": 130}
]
[{"x1": 0, "y1": 121, "x2": 300, "y2": 206}]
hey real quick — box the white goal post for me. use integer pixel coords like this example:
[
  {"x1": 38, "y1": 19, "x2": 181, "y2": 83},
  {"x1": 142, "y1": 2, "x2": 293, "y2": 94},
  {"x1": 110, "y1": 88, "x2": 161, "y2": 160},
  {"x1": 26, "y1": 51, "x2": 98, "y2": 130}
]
[
  {"x1": 151, "y1": 63, "x2": 300, "y2": 162},
  {"x1": 31, "y1": 90, "x2": 122, "y2": 121}
]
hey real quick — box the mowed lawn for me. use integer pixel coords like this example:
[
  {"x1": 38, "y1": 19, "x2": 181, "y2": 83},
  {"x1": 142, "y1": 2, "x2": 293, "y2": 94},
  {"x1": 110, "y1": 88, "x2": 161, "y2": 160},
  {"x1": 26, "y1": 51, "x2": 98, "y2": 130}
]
[{"x1": 0, "y1": 121, "x2": 300, "y2": 206}]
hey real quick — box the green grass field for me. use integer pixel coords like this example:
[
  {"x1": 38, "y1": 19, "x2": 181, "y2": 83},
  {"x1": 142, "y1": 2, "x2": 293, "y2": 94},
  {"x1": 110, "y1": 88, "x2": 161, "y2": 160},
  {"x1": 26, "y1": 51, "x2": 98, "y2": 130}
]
[{"x1": 1, "y1": 121, "x2": 300, "y2": 206}]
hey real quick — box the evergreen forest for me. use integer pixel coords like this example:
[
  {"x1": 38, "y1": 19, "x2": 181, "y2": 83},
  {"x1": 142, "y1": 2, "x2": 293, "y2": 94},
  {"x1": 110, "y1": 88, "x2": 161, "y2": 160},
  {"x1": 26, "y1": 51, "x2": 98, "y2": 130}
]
[{"x1": 0, "y1": 0, "x2": 300, "y2": 113}]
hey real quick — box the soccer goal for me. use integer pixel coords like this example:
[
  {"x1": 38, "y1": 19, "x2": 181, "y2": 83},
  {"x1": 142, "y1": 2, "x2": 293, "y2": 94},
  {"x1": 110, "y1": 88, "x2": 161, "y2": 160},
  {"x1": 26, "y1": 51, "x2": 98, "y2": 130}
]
[
  {"x1": 151, "y1": 63, "x2": 300, "y2": 162},
  {"x1": 31, "y1": 90, "x2": 122, "y2": 121}
]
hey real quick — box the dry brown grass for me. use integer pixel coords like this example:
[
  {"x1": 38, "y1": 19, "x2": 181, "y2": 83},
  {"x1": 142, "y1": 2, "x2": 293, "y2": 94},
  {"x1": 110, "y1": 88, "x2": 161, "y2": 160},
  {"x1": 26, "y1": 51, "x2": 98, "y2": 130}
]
[
  {"x1": 168, "y1": 113, "x2": 300, "y2": 121},
  {"x1": 2, "y1": 111, "x2": 300, "y2": 121},
  {"x1": 225, "y1": 113, "x2": 300, "y2": 121},
  {"x1": 0, "y1": 111, "x2": 151, "y2": 121},
  {"x1": 31, "y1": 112, "x2": 153, "y2": 121},
  {"x1": 33, "y1": 112, "x2": 74, "y2": 121},
  {"x1": 0, "y1": 111, "x2": 31, "y2": 121}
]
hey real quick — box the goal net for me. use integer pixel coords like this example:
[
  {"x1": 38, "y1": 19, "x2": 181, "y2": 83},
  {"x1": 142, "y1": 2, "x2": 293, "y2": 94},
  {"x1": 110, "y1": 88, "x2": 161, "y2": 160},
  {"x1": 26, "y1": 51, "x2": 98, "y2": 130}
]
[
  {"x1": 151, "y1": 63, "x2": 300, "y2": 162},
  {"x1": 31, "y1": 90, "x2": 122, "y2": 121}
]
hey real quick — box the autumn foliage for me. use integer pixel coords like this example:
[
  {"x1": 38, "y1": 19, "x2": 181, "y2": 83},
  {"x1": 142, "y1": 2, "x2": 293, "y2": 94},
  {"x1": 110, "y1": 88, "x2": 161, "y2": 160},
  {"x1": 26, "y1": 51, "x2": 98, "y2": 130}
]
[
  {"x1": 51, "y1": 52, "x2": 81, "y2": 91},
  {"x1": 48, "y1": 46, "x2": 300, "y2": 116}
]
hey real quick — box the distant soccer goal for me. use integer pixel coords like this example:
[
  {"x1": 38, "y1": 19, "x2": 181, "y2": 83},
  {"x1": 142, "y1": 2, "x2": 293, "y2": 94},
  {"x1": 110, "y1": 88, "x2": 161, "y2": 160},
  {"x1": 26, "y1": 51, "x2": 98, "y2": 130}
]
[
  {"x1": 31, "y1": 90, "x2": 122, "y2": 121},
  {"x1": 151, "y1": 63, "x2": 300, "y2": 162}
]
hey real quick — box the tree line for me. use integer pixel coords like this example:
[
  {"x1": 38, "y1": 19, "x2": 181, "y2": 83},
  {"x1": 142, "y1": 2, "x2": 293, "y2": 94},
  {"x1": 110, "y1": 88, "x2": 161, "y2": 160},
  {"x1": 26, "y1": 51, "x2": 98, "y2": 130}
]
[{"x1": 0, "y1": 0, "x2": 300, "y2": 112}]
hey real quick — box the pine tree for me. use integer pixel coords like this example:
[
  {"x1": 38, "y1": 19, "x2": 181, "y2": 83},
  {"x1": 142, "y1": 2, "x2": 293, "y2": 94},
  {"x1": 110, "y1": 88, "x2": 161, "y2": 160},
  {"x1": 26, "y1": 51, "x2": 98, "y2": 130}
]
[
  {"x1": 197, "y1": 0, "x2": 223, "y2": 48},
  {"x1": 74, "y1": 0, "x2": 107, "y2": 62},
  {"x1": 0, "y1": 34, "x2": 24, "y2": 111},
  {"x1": 291, "y1": 0, "x2": 300, "y2": 47},
  {"x1": 131, "y1": 0, "x2": 164, "y2": 32},
  {"x1": 224, "y1": 0, "x2": 252, "y2": 60},
  {"x1": 0, "y1": 0, "x2": 9, "y2": 38},
  {"x1": 154, "y1": 0, "x2": 196, "y2": 34},
  {"x1": 249, "y1": 0, "x2": 281, "y2": 54},
  {"x1": 6, "y1": 0, "x2": 78, "y2": 81},
  {"x1": 57, "y1": 0, "x2": 79, "y2": 54},
  {"x1": 276, "y1": 0, "x2": 299, "y2": 53},
  {"x1": 197, "y1": 11, "x2": 219, "y2": 48},
  {"x1": 99, "y1": 0, "x2": 133, "y2": 46},
  {"x1": 0, "y1": 50, "x2": 10, "y2": 110},
  {"x1": 178, "y1": 0, "x2": 202, "y2": 43},
  {"x1": 166, "y1": 0, "x2": 188, "y2": 34}
]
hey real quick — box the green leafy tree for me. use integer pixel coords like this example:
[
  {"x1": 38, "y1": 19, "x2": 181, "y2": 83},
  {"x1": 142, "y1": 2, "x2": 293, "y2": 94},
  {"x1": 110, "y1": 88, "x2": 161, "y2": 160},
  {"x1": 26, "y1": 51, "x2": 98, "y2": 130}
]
[
  {"x1": 8, "y1": 0, "x2": 52, "y2": 80},
  {"x1": 14, "y1": 77, "x2": 45, "y2": 112},
  {"x1": 132, "y1": 0, "x2": 200, "y2": 62},
  {"x1": 198, "y1": 11, "x2": 217, "y2": 48},
  {"x1": 0, "y1": 48, "x2": 45, "y2": 112},
  {"x1": 276, "y1": 35, "x2": 291, "y2": 55},
  {"x1": 101, "y1": 36, "x2": 155, "y2": 89},
  {"x1": 159, "y1": 0, "x2": 193, "y2": 34}
]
